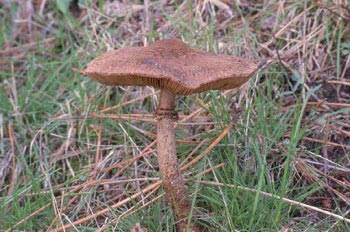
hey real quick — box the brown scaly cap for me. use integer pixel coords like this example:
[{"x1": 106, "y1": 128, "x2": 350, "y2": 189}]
[{"x1": 83, "y1": 38, "x2": 258, "y2": 96}]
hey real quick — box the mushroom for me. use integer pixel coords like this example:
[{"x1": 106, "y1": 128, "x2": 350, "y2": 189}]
[{"x1": 83, "y1": 38, "x2": 258, "y2": 231}]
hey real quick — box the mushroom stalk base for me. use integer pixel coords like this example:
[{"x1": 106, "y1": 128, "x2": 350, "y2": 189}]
[{"x1": 157, "y1": 90, "x2": 197, "y2": 232}]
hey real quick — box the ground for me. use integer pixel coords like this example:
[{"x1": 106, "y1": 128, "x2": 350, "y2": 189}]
[{"x1": 0, "y1": 0, "x2": 349, "y2": 231}]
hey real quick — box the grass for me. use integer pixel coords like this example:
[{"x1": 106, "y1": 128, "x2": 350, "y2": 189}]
[{"x1": 1, "y1": 0, "x2": 350, "y2": 231}]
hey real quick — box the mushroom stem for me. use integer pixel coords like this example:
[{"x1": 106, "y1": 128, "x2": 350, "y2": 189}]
[{"x1": 157, "y1": 89, "x2": 196, "y2": 232}]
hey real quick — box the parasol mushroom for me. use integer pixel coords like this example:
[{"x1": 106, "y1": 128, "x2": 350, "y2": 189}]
[{"x1": 83, "y1": 38, "x2": 258, "y2": 232}]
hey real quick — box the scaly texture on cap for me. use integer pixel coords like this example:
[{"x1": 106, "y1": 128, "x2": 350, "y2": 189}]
[{"x1": 84, "y1": 39, "x2": 258, "y2": 96}]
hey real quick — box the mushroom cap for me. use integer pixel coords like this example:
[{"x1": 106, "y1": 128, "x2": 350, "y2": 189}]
[{"x1": 84, "y1": 39, "x2": 258, "y2": 96}]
